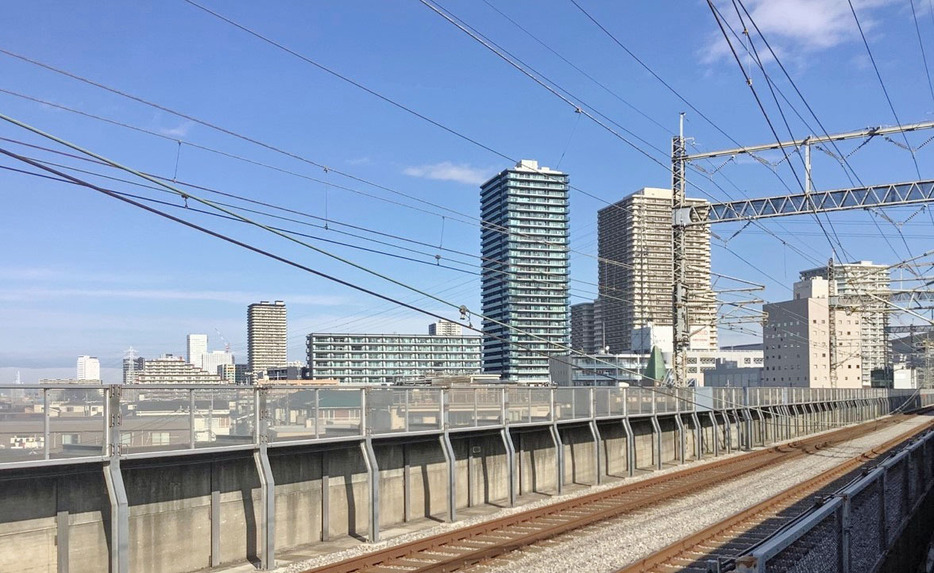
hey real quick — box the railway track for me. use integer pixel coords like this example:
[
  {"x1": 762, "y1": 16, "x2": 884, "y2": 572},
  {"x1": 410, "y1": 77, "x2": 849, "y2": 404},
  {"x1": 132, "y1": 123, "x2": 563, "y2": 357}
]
[
  {"x1": 300, "y1": 413, "x2": 929, "y2": 573},
  {"x1": 616, "y1": 415, "x2": 934, "y2": 573}
]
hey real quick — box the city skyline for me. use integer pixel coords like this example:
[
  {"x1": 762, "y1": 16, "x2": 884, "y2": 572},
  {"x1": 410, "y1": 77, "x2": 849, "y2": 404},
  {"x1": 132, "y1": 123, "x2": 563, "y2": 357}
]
[{"x1": 2, "y1": 2, "x2": 933, "y2": 381}]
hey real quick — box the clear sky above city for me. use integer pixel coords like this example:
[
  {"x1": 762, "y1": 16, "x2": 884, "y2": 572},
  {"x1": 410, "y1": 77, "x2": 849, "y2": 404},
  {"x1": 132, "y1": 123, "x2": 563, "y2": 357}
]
[{"x1": 2, "y1": 0, "x2": 933, "y2": 382}]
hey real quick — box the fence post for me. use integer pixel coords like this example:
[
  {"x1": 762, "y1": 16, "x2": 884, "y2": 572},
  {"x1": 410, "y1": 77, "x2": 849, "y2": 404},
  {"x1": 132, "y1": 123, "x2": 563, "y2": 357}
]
[
  {"x1": 43, "y1": 388, "x2": 50, "y2": 460},
  {"x1": 253, "y1": 388, "x2": 276, "y2": 569},
  {"x1": 103, "y1": 385, "x2": 129, "y2": 573}
]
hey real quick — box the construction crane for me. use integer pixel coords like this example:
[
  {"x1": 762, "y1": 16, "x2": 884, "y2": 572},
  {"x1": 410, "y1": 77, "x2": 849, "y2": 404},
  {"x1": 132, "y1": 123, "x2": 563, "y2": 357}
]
[{"x1": 214, "y1": 328, "x2": 231, "y2": 353}]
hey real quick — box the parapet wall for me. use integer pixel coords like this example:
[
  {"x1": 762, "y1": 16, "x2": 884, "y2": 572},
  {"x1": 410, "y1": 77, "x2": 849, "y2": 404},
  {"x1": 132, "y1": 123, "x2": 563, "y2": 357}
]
[{"x1": 0, "y1": 386, "x2": 926, "y2": 573}]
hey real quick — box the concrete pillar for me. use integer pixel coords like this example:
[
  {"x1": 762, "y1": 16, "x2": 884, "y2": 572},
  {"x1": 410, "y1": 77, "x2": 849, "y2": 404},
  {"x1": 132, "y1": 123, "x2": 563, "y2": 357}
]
[
  {"x1": 501, "y1": 428, "x2": 516, "y2": 507},
  {"x1": 439, "y1": 432, "x2": 456, "y2": 523},
  {"x1": 674, "y1": 415, "x2": 686, "y2": 463},
  {"x1": 742, "y1": 409, "x2": 753, "y2": 450},
  {"x1": 650, "y1": 415, "x2": 663, "y2": 470},
  {"x1": 103, "y1": 462, "x2": 128, "y2": 573},
  {"x1": 707, "y1": 410, "x2": 719, "y2": 457},
  {"x1": 210, "y1": 461, "x2": 221, "y2": 566},
  {"x1": 588, "y1": 421, "x2": 602, "y2": 485},
  {"x1": 321, "y1": 453, "x2": 330, "y2": 541},
  {"x1": 103, "y1": 386, "x2": 129, "y2": 573},
  {"x1": 549, "y1": 425, "x2": 563, "y2": 494},
  {"x1": 361, "y1": 438, "x2": 379, "y2": 543},
  {"x1": 253, "y1": 448, "x2": 275, "y2": 569},
  {"x1": 691, "y1": 411, "x2": 702, "y2": 460},
  {"x1": 402, "y1": 444, "x2": 410, "y2": 523},
  {"x1": 56, "y1": 504, "x2": 69, "y2": 573},
  {"x1": 621, "y1": 418, "x2": 635, "y2": 477},
  {"x1": 722, "y1": 411, "x2": 732, "y2": 454}
]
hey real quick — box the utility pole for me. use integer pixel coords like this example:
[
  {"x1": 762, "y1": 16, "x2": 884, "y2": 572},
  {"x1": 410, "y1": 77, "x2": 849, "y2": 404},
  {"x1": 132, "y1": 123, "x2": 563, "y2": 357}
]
[
  {"x1": 672, "y1": 113, "x2": 689, "y2": 386},
  {"x1": 827, "y1": 258, "x2": 837, "y2": 388},
  {"x1": 669, "y1": 120, "x2": 934, "y2": 387}
]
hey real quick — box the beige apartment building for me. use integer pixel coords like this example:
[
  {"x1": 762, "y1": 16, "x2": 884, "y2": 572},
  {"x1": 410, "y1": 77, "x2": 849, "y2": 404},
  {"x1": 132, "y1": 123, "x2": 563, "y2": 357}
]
[
  {"x1": 763, "y1": 277, "x2": 863, "y2": 388},
  {"x1": 597, "y1": 187, "x2": 716, "y2": 353}
]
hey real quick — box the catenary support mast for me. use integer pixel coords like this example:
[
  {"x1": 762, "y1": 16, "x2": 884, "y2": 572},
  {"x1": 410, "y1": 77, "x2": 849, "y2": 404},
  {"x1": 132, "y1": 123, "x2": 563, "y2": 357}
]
[{"x1": 671, "y1": 121, "x2": 934, "y2": 386}]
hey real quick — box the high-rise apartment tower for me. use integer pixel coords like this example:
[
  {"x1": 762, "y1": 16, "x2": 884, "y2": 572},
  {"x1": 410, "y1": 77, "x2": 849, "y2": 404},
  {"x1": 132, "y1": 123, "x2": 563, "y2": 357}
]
[
  {"x1": 247, "y1": 300, "x2": 287, "y2": 376},
  {"x1": 800, "y1": 261, "x2": 889, "y2": 386},
  {"x1": 597, "y1": 188, "x2": 716, "y2": 353},
  {"x1": 480, "y1": 160, "x2": 570, "y2": 381},
  {"x1": 571, "y1": 302, "x2": 596, "y2": 354}
]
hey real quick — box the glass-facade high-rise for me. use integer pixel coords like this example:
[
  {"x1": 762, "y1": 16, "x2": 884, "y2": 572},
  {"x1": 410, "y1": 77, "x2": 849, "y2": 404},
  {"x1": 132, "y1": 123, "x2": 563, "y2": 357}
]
[{"x1": 480, "y1": 160, "x2": 570, "y2": 381}]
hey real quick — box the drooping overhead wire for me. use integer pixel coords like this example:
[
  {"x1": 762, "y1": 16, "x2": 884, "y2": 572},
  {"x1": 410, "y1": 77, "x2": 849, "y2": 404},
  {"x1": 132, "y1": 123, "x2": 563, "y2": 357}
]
[
  {"x1": 0, "y1": 143, "x2": 804, "y2": 415},
  {"x1": 909, "y1": 0, "x2": 934, "y2": 109},
  {"x1": 0, "y1": 146, "x2": 638, "y2": 307},
  {"x1": 847, "y1": 0, "x2": 923, "y2": 180},
  {"x1": 0, "y1": 80, "x2": 639, "y2": 274},
  {"x1": 706, "y1": 0, "x2": 848, "y2": 262},
  {"x1": 478, "y1": 0, "x2": 671, "y2": 135},
  {"x1": 419, "y1": 0, "x2": 832, "y2": 272},
  {"x1": 731, "y1": 0, "x2": 924, "y2": 268}
]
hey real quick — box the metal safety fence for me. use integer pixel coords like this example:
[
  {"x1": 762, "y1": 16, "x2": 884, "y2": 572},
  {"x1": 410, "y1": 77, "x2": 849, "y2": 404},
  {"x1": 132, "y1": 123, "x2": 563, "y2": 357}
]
[
  {"x1": 738, "y1": 427, "x2": 934, "y2": 573},
  {"x1": 0, "y1": 383, "x2": 924, "y2": 469}
]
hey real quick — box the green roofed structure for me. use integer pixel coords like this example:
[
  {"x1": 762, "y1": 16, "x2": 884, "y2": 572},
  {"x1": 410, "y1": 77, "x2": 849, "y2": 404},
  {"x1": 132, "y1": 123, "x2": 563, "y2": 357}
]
[{"x1": 642, "y1": 345, "x2": 668, "y2": 385}]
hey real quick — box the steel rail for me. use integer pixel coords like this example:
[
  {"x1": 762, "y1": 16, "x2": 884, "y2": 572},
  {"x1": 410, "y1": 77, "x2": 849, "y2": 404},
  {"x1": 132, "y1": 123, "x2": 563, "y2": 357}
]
[
  {"x1": 300, "y1": 413, "x2": 922, "y2": 573},
  {"x1": 616, "y1": 414, "x2": 934, "y2": 573}
]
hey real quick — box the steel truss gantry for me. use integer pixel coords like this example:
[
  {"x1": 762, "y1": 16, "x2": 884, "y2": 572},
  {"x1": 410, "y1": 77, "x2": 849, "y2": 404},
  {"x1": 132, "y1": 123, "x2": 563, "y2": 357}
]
[{"x1": 671, "y1": 120, "x2": 934, "y2": 386}]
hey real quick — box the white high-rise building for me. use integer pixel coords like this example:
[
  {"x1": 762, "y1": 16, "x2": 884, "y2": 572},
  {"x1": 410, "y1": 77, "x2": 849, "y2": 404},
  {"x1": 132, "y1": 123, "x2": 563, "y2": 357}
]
[
  {"x1": 201, "y1": 350, "x2": 234, "y2": 376},
  {"x1": 76, "y1": 355, "x2": 100, "y2": 380},
  {"x1": 762, "y1": 277, "x2": 863, "y2": 388},
  {"x1": 799, "y1": 261, "x2": 890, "y2": 385},
  {"x1": 429, "y1": 320, "x2": 463, "y2": 336},
  {"x1": 187, "y1": 334, "x2": 208, "y2": 367},
  {"x1": 248, "y1": 300, "x2": 287, "y2": 376},
  {"x1": 597, "y1": 188, "x2": 716, "y2": 353}
]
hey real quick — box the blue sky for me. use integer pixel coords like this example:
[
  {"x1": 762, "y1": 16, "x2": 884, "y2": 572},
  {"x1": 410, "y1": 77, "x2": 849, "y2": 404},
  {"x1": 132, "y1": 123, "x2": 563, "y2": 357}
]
[{"x1": 2, "y1": 0, "x2": 933, "y2": 382}]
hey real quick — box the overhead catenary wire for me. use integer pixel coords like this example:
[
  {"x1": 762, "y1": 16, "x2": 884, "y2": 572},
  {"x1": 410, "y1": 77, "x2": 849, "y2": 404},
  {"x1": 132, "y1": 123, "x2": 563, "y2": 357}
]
[
  {"x1": 732, "y1": 0, "x2": 922, "y2": 269},
  {"x1": 909, "y1": 0, "x2": 934, "y2": 107},
  {"x1": 847, "y1": 0, "x2": 924, "y2": 180},
  {"x1": 0, "y1": 86, "x2": 641, "y2": 275},
  {"x1": 0, "y1": 144, "x2": 797, "y2": 417},
  {"x1": 0, "y1": 116, "x2": 671, "y2": 395},
  {"x1": 3, "y1": 8, "x2": 924, "y2": 370},
  {"x1": 418, "y1": 0, "x2": 836, "y2": 283},
  {"x1": 0, "y1": 51, "x2": 827, "y2": 289},
  {"x1": 0, "y1": 137, "x2": 646, "y2": 307},
  {"x1": 723, "y1": 0, "x2": 852, "y2": 262},
  {"x1": 0, "y1": 156, "x2": 641, "y2": 310},
  {"x1": 706, "y1": 0, "x2": 848, "y2": 263}
]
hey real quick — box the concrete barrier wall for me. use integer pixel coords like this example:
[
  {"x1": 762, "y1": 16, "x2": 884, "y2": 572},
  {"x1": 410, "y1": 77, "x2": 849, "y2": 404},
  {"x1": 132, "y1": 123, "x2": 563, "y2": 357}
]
[
  {"x1": 0, "y1": 469, "x2": 109, "y2": 573},
  {"x1": 601, "y1": 422, "x2": 628, "y2": 477},
  {"x1": 0, "y1": 390, "x2": 920, "y2": 573},
  {"x1": 562, "y1": 426, "x2": 596, "y2": 486},
  {"x1": 518, "y1": 429, "x2": 557, "y2": 494},
  {"x1": 465, "y1": 433, "x2": 509, "y2": 504}
]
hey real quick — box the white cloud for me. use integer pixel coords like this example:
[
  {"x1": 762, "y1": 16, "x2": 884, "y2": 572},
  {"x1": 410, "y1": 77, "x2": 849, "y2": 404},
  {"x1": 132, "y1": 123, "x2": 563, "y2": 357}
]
[
  {"x1": 403, "y1": 162, "x2": 491, "y2": 185},
  {"x1": 158, "y1": 121, "x2": 194, "y2": 138},
  {"x1": 700, "y1": 0, "x2": 897, "y2": 64}
]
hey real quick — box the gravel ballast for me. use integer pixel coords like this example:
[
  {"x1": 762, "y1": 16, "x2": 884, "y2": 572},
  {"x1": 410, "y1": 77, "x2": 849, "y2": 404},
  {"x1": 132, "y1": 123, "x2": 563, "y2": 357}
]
[
  {"x1": 473, "y1": 415, "x2": 931, "y2": 573},
  {"x1": 277, "y1": 415, "x2": 930, "y2": 573}
]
